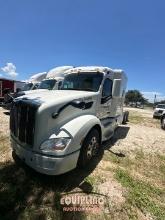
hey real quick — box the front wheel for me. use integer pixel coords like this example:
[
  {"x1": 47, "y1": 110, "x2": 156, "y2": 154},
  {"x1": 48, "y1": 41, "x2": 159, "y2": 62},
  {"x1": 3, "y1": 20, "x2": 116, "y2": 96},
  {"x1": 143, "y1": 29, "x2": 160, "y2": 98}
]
[
  {"x1": 77, "y1": 129, "x2": 100, "y2": 168},
  {"x1": 161, "y1": 116, "x2": 165, "y2": 130}
]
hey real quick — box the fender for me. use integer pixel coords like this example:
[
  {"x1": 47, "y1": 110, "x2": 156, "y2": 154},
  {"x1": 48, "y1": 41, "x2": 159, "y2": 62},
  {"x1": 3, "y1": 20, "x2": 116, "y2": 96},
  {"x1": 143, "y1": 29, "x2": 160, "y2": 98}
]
[{"x1": 55, "y1": 114, "x2": 102, "y2": 155}]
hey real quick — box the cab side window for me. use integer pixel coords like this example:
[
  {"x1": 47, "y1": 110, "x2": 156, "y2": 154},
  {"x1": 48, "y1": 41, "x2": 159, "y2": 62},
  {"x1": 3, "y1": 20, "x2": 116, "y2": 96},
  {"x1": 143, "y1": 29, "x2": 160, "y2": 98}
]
[{"x1": 102, "y1": 78, "x2": 113, "y2": 98}]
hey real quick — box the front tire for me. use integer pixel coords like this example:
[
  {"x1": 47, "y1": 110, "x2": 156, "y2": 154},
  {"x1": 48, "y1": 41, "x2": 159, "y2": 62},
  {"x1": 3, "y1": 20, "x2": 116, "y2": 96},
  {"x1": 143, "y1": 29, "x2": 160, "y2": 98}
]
[{"x1": 77, "y1": 129, "x2": 100, "y2": 168}]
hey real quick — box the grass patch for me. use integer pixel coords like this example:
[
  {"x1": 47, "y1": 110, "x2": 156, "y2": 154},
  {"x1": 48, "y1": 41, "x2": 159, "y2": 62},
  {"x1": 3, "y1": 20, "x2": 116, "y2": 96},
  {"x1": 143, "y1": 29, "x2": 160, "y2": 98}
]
[
  {"x1": 115, "y1": 169, "x2": 165, "y2": 220},
  {"x1": 17, "y1": 206, "x2": 62, "y2": 220},
  {"x1": 103, "y1": 152, "x2": 134, "y2": 169},
  {"x1": 103, "y1": 150, "x2": 165, "y2": 219},
  {"x1": 129, "y1": 112, "x2": 142, "y2": 124},
  {"x1": 104, "y1": 150, "x2": 165, "y2": 186},
  {"x1": 128, "y1": 111, "x2": 160, "y2": 127},
  {"x1": 84, "y1": 175, "x2": 97, "y2": 186},
  {"x1": 0, "y1": 162, "x2": 66, "y2": 220},
  {"x1": 158, "y1": 154, "x2": 165, "y2": 161}
]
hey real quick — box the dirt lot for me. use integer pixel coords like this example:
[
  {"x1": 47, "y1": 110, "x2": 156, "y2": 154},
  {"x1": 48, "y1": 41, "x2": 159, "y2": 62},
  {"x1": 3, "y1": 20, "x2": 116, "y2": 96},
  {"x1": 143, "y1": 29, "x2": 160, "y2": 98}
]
[{"x1": 0, "y1": 107, "x2": 165, "y2": 220}]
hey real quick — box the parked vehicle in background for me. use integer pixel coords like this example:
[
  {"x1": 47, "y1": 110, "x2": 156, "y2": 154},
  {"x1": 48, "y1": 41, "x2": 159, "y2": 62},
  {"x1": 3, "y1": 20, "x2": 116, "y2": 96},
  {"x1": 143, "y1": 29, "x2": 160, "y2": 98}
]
[
  {"x1": 37, "y1": 66, "x2": 74, "y2": 90},
  {"x1": 153, "y1": 104, "x2": 165, "y2": 118},
  {"x1": 10, "y1": 66, "x2": 128, "y2": 175},
  {"x1": 127, "y1": 102, "x2": 144, "y2": 109},
  {"x1": 0, "y1": 77, "x2": 25, "y2": 104},
  {"x1": 160, "y1": 111, "x2": 165, "y2": 129},
  {"x1": 22, "y1": 72, "x2": 47, "y2": 91},
  {"x1": 3, "y1": 67, "x2": 74, "y2": 109},
  {"x1": 16, "y1": 66, "x2": 74, "y2": 97},
  {"x1": 2, "y1": 72, "x2": 46, "y2": 108}
]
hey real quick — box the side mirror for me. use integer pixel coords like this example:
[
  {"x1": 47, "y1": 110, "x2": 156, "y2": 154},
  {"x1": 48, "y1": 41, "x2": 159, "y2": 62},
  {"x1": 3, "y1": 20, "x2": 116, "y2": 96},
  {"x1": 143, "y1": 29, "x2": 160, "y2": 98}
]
[{"x1": 112, "y1": 79, "x2": 122, "y2": 97}]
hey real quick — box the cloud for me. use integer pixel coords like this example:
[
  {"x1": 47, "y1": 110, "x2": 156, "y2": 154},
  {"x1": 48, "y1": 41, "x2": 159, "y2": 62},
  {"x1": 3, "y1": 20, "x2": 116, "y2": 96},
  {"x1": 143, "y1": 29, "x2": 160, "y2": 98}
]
[
  {"x1": 1, "y1": 63, "x2": 18, "y2": 77},
  {"x1": 142, "y1": 91, "x2": 165, "y2": 102}
]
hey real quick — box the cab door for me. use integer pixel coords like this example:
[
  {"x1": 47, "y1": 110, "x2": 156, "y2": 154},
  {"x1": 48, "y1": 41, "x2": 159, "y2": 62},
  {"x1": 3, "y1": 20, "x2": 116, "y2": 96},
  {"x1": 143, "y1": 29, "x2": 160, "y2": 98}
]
[
  {"x1": 98, "y1": 78, "x2": 115, "y2": 139},
  {"x1": 99, "y1": 78, "x2": 113, "y2": 119}
]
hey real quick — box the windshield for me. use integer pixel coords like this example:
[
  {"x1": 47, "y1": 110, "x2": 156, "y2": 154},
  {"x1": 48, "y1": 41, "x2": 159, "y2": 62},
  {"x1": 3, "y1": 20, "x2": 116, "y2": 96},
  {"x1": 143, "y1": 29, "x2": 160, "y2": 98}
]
[
  {"x1": 157, "y1": 104, "x2": 165, "y2": 109},
  {"x1": 62, "y1": 72, "x2": 103, "y2": 92},
  {"x1": 22, "y1": 83, "x2": 33, "y2": 91},
  {"x1": 38, "y1": 79, "x2": 56, "y2": 90}
]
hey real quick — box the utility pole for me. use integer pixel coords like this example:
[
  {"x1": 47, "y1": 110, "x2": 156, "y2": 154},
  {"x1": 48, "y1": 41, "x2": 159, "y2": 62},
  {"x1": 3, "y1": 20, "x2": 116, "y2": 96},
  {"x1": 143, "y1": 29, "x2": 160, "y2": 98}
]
[{"x1": 154, "y1": 94, "x2": 157, "y2": 106}]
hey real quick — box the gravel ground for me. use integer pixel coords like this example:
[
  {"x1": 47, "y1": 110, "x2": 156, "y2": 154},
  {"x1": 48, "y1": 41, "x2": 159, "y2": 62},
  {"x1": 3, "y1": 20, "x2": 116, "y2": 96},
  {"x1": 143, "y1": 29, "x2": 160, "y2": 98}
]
[
  {"x1": 0, "y1": 107, "x2": 10, "y2": 136},
  {"x1": 111, "y1": 124, "x2": 165, "y2": 155},
  {"x1": 0, "y1": 107, "x2": 11, "y2": 163},
  {"x1": 125, "y1": 107, "x2": 154, "y2": 118}
]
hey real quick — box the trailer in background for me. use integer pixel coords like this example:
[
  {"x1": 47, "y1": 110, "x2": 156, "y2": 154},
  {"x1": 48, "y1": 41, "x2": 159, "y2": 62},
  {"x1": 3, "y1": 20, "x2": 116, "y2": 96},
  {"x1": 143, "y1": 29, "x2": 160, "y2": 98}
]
[
  {"x1": 0, "y1": 78, "x2": 25, "y2": 103},
  {"x1": 1, "y1": 72, "x2": 47, "y2": 109}
]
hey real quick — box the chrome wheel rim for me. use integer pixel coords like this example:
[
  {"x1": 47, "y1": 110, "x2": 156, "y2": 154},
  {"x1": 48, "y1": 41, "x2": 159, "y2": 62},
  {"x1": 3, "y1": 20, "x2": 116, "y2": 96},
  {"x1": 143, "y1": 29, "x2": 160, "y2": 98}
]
[{"x1": 87, "y1": 137, "x2": 98, "y2": 159}]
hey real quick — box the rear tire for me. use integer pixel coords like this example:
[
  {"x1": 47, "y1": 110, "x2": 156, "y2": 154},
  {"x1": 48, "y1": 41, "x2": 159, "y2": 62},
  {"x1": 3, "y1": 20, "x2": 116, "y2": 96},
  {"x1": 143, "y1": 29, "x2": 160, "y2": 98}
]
[
  {"x1": 161, "y1": 116, "x2": 165, "y2": 130},
  {"x1": 77, "y1": 129, "x2": 100, "y2": 168},
  {"x1": 125, "y1": 111, "x2": 129, "y2": 122},
  {"x1": 122, "y1": 111, "x2": 129, "y2": 124}
]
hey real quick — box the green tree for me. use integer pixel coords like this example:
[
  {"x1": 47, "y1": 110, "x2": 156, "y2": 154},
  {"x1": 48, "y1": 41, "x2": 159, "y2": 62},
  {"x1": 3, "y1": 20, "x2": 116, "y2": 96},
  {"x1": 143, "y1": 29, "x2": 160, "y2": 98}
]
[{"x1": 125, "y1": 90, "x2": 148, "y2": 106}]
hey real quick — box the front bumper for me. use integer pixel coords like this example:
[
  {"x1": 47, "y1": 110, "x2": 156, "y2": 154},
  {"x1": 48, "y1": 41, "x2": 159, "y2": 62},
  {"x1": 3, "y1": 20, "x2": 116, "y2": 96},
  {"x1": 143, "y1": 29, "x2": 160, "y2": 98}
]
[{"x1": 11, "y1": 140, "x2": 80, "y2": 175}]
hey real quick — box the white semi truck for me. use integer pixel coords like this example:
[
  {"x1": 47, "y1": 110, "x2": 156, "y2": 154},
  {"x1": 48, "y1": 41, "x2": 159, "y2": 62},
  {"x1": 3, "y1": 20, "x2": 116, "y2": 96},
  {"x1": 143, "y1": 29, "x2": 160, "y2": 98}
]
[
  {"x1": 10, "y1": 66, "x2": 128, "y2": 175},
  {"x1": 22, "y1": 72, "x2": 47, "y2": 91},
  {"x1": 37, "y1": 66, "x2": 73, "y2": 90}
]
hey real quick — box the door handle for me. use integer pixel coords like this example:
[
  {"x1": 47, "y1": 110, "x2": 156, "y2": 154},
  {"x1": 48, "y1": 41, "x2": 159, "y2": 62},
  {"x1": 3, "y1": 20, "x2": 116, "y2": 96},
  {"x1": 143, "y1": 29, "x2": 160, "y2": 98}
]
[{"x1": 107, "y1": 111, "x2": 111, "y2": 114}]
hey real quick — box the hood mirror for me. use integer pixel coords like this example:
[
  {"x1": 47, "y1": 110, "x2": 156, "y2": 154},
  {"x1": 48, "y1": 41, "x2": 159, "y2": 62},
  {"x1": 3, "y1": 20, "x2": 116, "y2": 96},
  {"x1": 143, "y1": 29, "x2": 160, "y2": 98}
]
[{"x1": 71, "y1": 100, "x2": 86, "y2": 109}]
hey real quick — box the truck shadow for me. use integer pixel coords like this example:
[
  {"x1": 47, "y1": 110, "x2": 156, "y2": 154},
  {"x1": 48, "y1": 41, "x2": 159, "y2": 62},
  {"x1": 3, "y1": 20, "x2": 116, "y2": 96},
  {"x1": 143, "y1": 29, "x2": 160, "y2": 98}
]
[
  {"x1": 11, "y1": 150, "x2": 104, "y2": 193},
  {"x1": 0, "y1": 154, "x2": 103, "y2": 219},
  {"x1": 103, "y1": 126, "x2": 130, "y2": 157},
  {"x1": 0, "y1": 126, "x2": 130, "y2": 219},
  {"x1": 3, "y1": 111, "x2": 10, "y2": 116}
]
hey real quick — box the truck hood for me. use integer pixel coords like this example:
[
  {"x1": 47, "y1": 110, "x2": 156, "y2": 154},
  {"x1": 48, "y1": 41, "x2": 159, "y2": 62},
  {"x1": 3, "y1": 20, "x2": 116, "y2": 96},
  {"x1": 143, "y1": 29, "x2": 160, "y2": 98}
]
[
  {"x1": 16, "y1": 89, "x2": 48, "y2": 98},
  {"x1": 17, "y1": 90, "x2": 97, "y2": 107},
  {"x1": 21, "y1": 89, "x2": 48, "y2": 95}
]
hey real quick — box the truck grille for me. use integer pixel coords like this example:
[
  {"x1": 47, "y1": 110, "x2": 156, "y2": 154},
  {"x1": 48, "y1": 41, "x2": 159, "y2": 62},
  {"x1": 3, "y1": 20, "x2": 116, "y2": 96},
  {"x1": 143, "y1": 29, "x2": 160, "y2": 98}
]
[
  {"x1": 158, "y1": 110, "x2": 163, "y2": 114},
  {"x1": 10, "y1": 100, "x2": 40, "y2": 146}
]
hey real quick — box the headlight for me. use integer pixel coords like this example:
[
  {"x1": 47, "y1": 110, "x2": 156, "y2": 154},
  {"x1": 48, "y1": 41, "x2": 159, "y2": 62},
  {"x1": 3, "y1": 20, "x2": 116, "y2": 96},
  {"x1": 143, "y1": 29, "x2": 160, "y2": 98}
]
[{"x1": 40, "y1": 137, "x2": 71, "y2": 153}]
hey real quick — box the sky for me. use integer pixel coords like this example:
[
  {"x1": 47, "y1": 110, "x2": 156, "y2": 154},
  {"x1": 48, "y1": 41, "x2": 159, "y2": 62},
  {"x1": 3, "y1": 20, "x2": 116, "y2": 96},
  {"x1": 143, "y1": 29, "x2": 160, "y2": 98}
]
[{"x1": 0, "y1": 0, "x2": 165, "y2": 102}]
